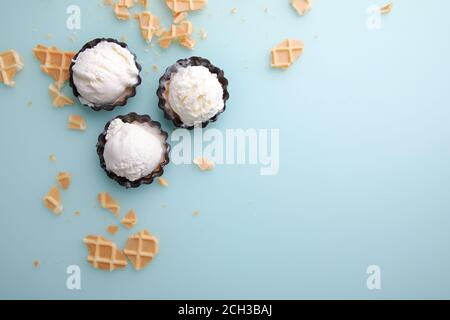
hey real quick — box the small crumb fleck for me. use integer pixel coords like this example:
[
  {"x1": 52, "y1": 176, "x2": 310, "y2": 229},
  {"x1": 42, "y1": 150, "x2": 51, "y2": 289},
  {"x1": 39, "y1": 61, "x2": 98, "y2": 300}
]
[
  {"x1": 74, "y1": 211, "x2": 80, "y2": 216},
  {"x1": 380, "y1": 2, "x2": 393, "y2": 14},
  {"x1": 157, "y1": 177, "x2": 169, "y2": 187},
  {"x1": 33, "y1": 260, "x2": 40, "y2": 268},
  {"x1": 69, "y1": 35, "x2": 76, "y2": 43},
  {"x1": 49, "y1": 154, "x2": 57, "y2": 162},
  {"x1": 193, "y1": 211, "x2": 200, "y2": 217},
  {"x1": 231, "y1": 8, "x2": 237, "y2": 14},
  {"x1": 151, "y1": 64, "x2": 159, "y2": 72},
  {"x1": 46, "y1": 33, "x2": 52, "y2": 39},
  {"x1": 199, "y1": 28, "x2": 208, "y2": 40},
  {"x1": 27, "y1": 101, "x2": 32, "y2": 108},
  {"x1": 107, "y1": 224, "x2": 119, "y2": 235}
]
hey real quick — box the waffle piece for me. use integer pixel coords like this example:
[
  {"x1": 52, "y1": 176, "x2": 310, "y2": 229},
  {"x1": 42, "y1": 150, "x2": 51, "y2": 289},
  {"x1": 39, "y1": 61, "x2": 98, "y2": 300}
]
[
  {"x1": 166, "y1": 0, "x2": 207, "y2": 13},
  {"x1": 180, "y1": 36, "x2": 196, "y2": 49},
  {"x1": 98, "y1": 192, "x2": 120, "y2": 216},
  {"x1": 68, "y1": 114, "x2": 87, "y2": 131},
  {"x1": 113, "y1": 3, "x2": 130, "y2": 20},
  {"x1": 271, "y1": 39, "x2": 304, "y2": 70},
  {"x1": 107, "y1": 224, "x2": 119, "y2": 235},
  {"x1": 380, "y1": 2, "x2": 393, "y2": 14},
  {"x1": 57, "y1": 172, "x2": 71, "y2": 190},
  {"x1": 48, "y1": 84, "x2": 74, "y2": 107},
  {"x1": 43, "y1": 186, "x2": 63, "y2": 215},
  {"x1": 118, "y1": 0, "x2": 135, "y2": 7},
  {"x1": 0, "y1": 50, "x2": 23, "y2": 87},
  {"x1": 33, "y1": 45, "x2": 75, "y2": 88},
  {"x1": 135, "y1": 12, "x2": 161, "y2": 42},
  {"x1": 124, "y1": 229, "x2": 159, "y2": 271},
  {"x1": 83, "y1": 235, "x2": 127, "y2": 271},
  {"x1": 158, "y1": 20, "x2": 193, "y2": 49},
  {"x1": 121, "y1": 209, "x2": 137, "y2": 229},
  {"x1": 291, "y1": 0, "x2": 312, "y2": 16},
  {"x1": 138, "y1": 0, "x2": 148, "y2": 8},
  {"x1": 173, "y1": 12, "x2": 188, "y2": 24},
  {"x1": 157, "y1": 177, "x2": 169, "y2": 187},
  {"x1": 193, "y1": 157, "x2": 215, "y2": 171}
]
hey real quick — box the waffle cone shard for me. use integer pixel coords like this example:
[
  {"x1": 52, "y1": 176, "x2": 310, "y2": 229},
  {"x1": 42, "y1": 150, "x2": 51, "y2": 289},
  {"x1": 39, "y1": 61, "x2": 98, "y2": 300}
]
[
  {"x1": 68, "y1": 114, "x2": 87, "y2": 131},
  {"x1": 0, "y1": 50, "x2": 24, "y2": 87},
  {"x1": 113, "y1": 3, "x2": 130, "y2": 20},
  {"x1": 33, "y1": 45, "x2": 75, "y2": 88},
  {"x1": 159, "y1": 20, "x2": 193, "y2": 48},
  {"x1": 49, "y1": 84, "x2": 74, "y2": 107},
  {"x1": 98, "y1": 192, "x2": 120, "y2": 216},
  {"x1": 57, "y1": 172, "x2": 71, "y2": 190},
  {"x1": 43, "y1": 186, "x2": 63, "y2": 214},
  {"x1": 121, "y1": 210, "x2": 138, "y2": 229},
  {"x1": 83, "y1": 235, "x2": 127, "y2": 271},
  {"x1": 291, "y1": 0, "x2": 312, "y2": 16},
  {"x1": 271, "y1": 39, "x2": 304, "y2": 69},
  {"x1": 166, "y1": 0, "x2": 207, "y2": 13},
  {"x1": 124, "y1": 229, "x2": 159, "y2": 271},
  {"x1": 135, "y1": 12, "x2": 161, "y2": 42}
]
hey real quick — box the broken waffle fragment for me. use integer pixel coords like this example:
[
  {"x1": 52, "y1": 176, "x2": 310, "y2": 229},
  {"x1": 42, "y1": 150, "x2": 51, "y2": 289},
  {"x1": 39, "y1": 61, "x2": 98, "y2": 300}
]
[
  {"x1": 135, "y1": 12, "x2": 161, "y2": 42},
  {"x1": 166, "y1": 0, "x2": 207, "y2": 13},
  {"x1": 157, "y1": 177, "x2": 169, "y2": 187},
  {"x1": 33, "y1": 45, "x2": 75, "y2": 88},
  {"x1": 98, "y1": 192, "x2": 120, "y2": 216},
  {"x1": 0, "y1": 50, "x2": 24, "y2": 87},
  {"x1": 68, "y1": 114, "x2": 87, "y2": 131},
  {"x1": 158, "y1": 20, "x2": 194, "y2": 49},
  {"x1": 83, "y1": 235, "x2": 127, "y2": 271},
  {"x1": 291, "y1": 0, "x2": 312, "y2": 16},
  {"x1": 173, "y1": 12, "x2": 188, "y2": 24},
  {"x1": 43, "y1": 186, "x2": 63, "y2": 215},
  {"x1": 380, "y1": 2, "x2": 393, "y2": 14},
  {"x1": 271, "y1": 39, "x2": 304, "y2": 70},
  {"x1": 121, "y1": 209, "x2": 138, "y2": 229},
  {"x1": 113, "y1": 3, "x2": 130, "y2": 20},
  {"x1": 124, "y1": 229, "x2": 159, "y2": 271},
  {"x1": 57, "y1": 172, "x2": 72, "y2": 190},
  {"x1": 193, "y1": 157, "x2": 215, "y2": 171},
  {"x1": 107, "y1": 224, "x2": 119, "y2": 235},
  {"x1": 180, "y1": 36, "x2": 196, "y2": 49},
  {"x1": 48, "y1": 84, "x2": 74, "y2": 108}
]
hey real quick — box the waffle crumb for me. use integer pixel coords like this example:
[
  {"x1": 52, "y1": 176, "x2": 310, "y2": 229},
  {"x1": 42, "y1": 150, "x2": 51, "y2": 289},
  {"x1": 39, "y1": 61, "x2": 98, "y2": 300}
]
[
  {"x1": 57, "y1": 172, "x2": 71, "y2": 190},
  {"x1": 157, "y1": 177, "x2": 169, "y2": 187},
  {"x1": 199, "y1": 27, "x2": 208, "y2": 40},
  {"x1": 113, "y1": 3, "x2": 130, "y2": 20},
  {"x1": 49, "y1": 154, "x2": 57, "y2": 162},
  {"x1": 27, "y1": 101, "x2": 33, "y2": 107},
  {"x1": 151, "y1": 64, "x2": 159, "y2": 72},
  {"x1": 193, "y1": 210, "x2": 200, "y2": 217},
  {"x1": 271, "y1": 39, "x2": 304, "y2": 70},
  {"x1": 193, "y1": 157, "x2": 215, "y2": 171},
  {"x1": 135, "y1": 12, "x2": 161, "y2": 42},
  {"x1": 121, "y1": 209, "x2": 138, "y2": 229},
  {"x1": 380, "y1": 2, "x2": 393, "y2": 14},
  {"x1": 74, "y1": 211, "x2": 80, "y2": 216},
  {"x1": 107, "y1": 224, "x2": 119, "y2": 235},
  {"x1": 33, "y1": 260, "x2": 40, "y2": 268},
  {"x1": 49, "y1": 84, "x2": 74, "y2": 108},
  {"x1": 231, "y1": 8, "x2": 237, "y2": 14},
  {"x1": 291, "y1": 0, "x2": 312, "y2": 16},
  {"x1": 68, "y1": 114, "x2": 87, "y2": 131},
  {"x1": 98, "y1": 192, "x2": 120, "y2": 216},
  {"x1": 166, "y1": 0, "x2": 207, "y2": 13},
  {"x1": 43, "y1": 186, "x2": 63, "y2": 215}
]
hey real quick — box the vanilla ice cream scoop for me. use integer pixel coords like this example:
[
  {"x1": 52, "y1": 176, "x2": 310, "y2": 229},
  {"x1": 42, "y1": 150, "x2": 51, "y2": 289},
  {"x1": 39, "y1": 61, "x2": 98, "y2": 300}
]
[
  {"x1": 103, "y1": 119, "x2": 166, "y2": 182},
  {"x1": 167, "y1": 65, "x2": 224, "y2": 126},
  {"x1": 72, "y1": 40, "x2": 140, "y2": 108}
]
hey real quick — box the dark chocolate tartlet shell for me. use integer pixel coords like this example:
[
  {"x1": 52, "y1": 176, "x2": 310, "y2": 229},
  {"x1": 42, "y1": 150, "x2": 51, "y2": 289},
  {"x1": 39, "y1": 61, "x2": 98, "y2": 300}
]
[
  {"x1": 157, "y1": 56, "x2": 230, "y2": 129},
  {"x1": 97, "y1": 113, "x2": 170, "y2": 189},
  {"x1": 69, "y1": 38, "x2": 142, "y2": 112}
]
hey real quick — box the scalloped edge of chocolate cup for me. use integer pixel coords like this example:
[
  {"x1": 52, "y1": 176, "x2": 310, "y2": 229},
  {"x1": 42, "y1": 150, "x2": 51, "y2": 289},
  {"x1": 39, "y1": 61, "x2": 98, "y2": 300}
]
[
  {"x1": 69, "y1": 38, "x2": 142, "y2": 112},
  {"x1": 96, "y1": 113, "x2": 171, "y2": 189},
  {"x1": 156, "y1": 56, "x2": 230, "y2": 130}
]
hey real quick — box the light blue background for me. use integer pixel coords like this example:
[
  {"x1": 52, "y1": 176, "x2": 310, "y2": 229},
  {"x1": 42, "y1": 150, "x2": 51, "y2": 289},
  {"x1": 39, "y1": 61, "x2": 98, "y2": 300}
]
[{"x1": 1, "y1": 0, "x2": 450, "y2": 299}]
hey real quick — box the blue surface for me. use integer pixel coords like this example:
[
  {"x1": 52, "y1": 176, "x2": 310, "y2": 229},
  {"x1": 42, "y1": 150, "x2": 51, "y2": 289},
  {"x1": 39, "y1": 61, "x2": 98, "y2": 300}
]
[{"x1": 1, "y1": 0, "x2": 450, "y2": 299}]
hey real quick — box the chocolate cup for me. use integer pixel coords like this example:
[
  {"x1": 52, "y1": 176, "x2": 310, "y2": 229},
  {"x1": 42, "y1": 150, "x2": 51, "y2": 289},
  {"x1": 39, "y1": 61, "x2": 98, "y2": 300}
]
[
  {"x1": 96, "y1": 113, "x2": 171, "y2": 189},
  {"x1": 156, "y1": 56, "x2": 230, "y2": 130},
  {"x1": 69, "y1": 38, "x2": 142, "y2": 112}
]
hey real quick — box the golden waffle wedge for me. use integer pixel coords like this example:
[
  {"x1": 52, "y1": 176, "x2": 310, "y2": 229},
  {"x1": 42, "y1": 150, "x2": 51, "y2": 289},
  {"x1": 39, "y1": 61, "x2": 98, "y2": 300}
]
[
  {"x1": 48, "y1": 84, "x2": 74, "y2": 108},
  {"x1": 0, "y1": 50, "x2": 23, "y2": 87},
  {"x1": 158, "y1": 20, "x2": 193, "y2": 48},
  {"x1": 380, "y1": 2, "x2": 393, "y2": 14},
  {"x1": 135, "y1": 12, "x2": 161, "y2": 42},
  {"x1": 124, "y1": 229, "x2": 159, "y2": 271},
  {"x1": 166, "y1": 0, "x2": 207, "y2": 13},
  {"x1": 68, "y1": 114, "x2": 87, "y2": 131},
  {"x1": 121, "y1": 209, "x2": 138, "y2": 229},
  {"x1": 271, "y1": 39, "x2": 304, "y2": 70},
  {"x1": 193, "y1": 157, "x2": 215, "y2": 171},
  {"x1": 83, "y1": 235, "x2": 128, "y2": 271},
  {"x1": 113, "y1": 3, "x2": 130, "y2": 20},
  {"x1": 57, "y1": 172, "x2": 71, "y2": 190},
  {"x1": 43, "y1": 186, "x2": 63, "y2": 215},
  {"x1": 33, "y1": 45, "x2": 75, "y2": 88},
  {"x1": 291, "y1": 0, "x2": 312, "y2": 16},
  {"x1": 98, "y1": 192, "x2": 120, "y2": 216}
]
